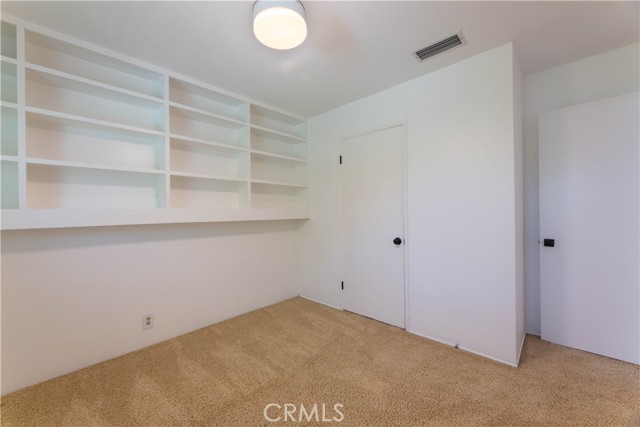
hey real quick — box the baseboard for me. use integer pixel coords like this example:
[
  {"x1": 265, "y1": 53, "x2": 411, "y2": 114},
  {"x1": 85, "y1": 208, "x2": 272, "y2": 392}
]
[
  {"x1": 407, "y1": 329, "x2": 519, "y2": 368},
  {"x1": 301, "y1": 296, "x2": 521, "y2": 368},
  {"x1": 298, "y1": 294, "x2": 342, "y2": 311}
]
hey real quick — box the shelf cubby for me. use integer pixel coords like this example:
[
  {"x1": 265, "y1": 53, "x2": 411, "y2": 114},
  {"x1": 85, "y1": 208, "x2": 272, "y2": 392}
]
[
  {"x1": 250, "y1": 105, "x2": 306, "y2": 139},
  {"x1": 169, "y1": 77, "x2": 247, "y2": 123},
  {"x1": 251, "y1": 182, "x2": 307, "y2": 210},
  {"x1": 27, "y1": 163, "x2": 166, "y2": 209},
  {"x1": 1, "y1": 159, "x2": 19, "y2": 209},
  {"x1": 1, "y1": 21, "x2": 17, "y2": 60},
  {"x1": 250, "y1": 126, "x2": 307, "y2": 161},
  {"x1": 251, "y1": 152, "x2": 307, "y2": 187},
  {"x1": 26, "y1": 111, "x2": 166, "y2": 171},
  {"x1": 170, "y1": 138, "x2": 247, "y2": 180},
  {"x1": 25, "y1": 30, "x2": 164, "y2": 98},
  {"x1": 169, "y1": 105, "x2": 246, "y2": 148},
  {"x1": 1, "y1": 60, "x2": 18, "y2": 104},
  {"x1": 25, "y1": 67, "x2": 165, "y2": 131},
  {"x1": 1, "y1": 106, "x2": 18, "y2": 156},
  {"x1": 170, "y1": 175, "x2": 248, "y2": 209}
]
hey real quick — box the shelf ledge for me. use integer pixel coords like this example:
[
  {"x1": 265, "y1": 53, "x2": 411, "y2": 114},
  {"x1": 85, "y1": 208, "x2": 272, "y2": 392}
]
[
  {"x1": 26, "y1": 157, "x2": 166, "y2": 175},
  {"x1": 0, "y1": 55, "x2": 17, "y2": 64},
  {"x1": 169, "y1": 101, "x2": 246, "y2": 126},
  {"x1": 250, "y1": 150, "x2": 307, "y2": 163},
  {"x1": 26, "y1": 107, "x2": 165, "y2": 137},
  {"x1": 250, "y1": 124, "x2": 306, "y2": 142},
  {"x1": 169, "y1": 133, "x2": 247, "y2": 152},
  {"x1": 251, "y1": 179, "x2": 307, "y2": 188},
  {"x1": 170, "y1": 171, "x2": 247, "y2": 183},
  {"x1": 0, "y1": 208, "x2": 309, "y2": 230},
  {"x1": 1, "y1": 101, "x2": 18, "y2": 109}
]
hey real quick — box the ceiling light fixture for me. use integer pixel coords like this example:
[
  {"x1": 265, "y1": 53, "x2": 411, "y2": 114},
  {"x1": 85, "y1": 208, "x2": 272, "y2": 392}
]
[{"x1": 253, "y1": 0, "x2": 307, "y2": 50}]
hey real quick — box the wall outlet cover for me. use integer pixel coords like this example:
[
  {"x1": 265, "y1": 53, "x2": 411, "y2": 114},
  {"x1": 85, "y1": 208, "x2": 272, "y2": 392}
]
[{"x1": 142, "y1": 313, "x2": 154, "y2": 330}]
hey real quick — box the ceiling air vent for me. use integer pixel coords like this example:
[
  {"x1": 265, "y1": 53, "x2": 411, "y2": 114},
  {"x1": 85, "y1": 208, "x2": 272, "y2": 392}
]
[{"x1": 413, "y1": 32, "x2": 465, "y2": 62}]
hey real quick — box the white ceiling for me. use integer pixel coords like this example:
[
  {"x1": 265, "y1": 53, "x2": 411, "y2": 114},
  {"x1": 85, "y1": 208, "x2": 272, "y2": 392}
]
[{"x1": 2, "y1": 1, "x2": 638, "y2": 117}]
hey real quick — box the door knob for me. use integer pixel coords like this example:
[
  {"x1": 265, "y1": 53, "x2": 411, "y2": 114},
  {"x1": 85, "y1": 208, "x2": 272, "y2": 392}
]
[{"x1": 393, "y1": 237, "x2": 402, "y2": 245}]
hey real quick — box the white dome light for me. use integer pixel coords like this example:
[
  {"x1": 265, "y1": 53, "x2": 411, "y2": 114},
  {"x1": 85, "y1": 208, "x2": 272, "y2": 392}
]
[{"x1": 253, "y1": 1, "x2": 307, "y2": 50}]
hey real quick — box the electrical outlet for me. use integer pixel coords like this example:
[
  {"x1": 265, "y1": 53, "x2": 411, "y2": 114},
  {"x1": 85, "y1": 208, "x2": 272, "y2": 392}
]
[{"x1": 142, "y1": 313, "x2": 154, "y2": 330}]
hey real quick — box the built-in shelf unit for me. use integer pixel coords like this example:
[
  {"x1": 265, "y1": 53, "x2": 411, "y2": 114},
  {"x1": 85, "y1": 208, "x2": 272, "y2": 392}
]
[{"x1": 0, "y1": 16, "x2": 308, "y2": 230}]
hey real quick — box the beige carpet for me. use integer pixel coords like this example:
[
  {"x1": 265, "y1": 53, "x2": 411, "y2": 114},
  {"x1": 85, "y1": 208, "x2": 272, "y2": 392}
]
[{"x1": 1, "y1": 297, "x2": 638, "y2": 427}]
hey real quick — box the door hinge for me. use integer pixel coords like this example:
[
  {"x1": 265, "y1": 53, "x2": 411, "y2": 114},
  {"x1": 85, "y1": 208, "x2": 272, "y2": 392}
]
[
  {"x1": 339, "y1": 155, "x2": 342, "y2": 164},
  {"x1": 341, "y1": 281, "x2": 344, "y2": 290}
]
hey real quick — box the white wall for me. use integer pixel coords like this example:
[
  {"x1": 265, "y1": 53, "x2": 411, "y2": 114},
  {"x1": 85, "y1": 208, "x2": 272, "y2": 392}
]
[
  {"x1": 523, "y1": 43, "x2": 640, "y2": 334},
  {"x1": 299, "y1": 44, "x2": 523, "y2": 365},
  {"x1": 1, "y1": 221, "x2": 300, "y2": 394}
]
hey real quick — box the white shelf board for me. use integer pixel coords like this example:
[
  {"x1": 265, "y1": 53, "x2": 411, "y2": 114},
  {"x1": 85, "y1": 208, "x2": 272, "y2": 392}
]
[
  {"x1": 1, "y1": 155, "x2": 19, "y2": 162},
  {"x1": 0, "y1": 55, "x2": 17, "y2": 65},
  {"x1": 250, "y1": 124, "x2": 306, "y2": 143},
  {"x1": 170, "y1": 105, "x2": 245, "y2": 130},
  {"x1": 26, "y1": 157, "x2": 166, "y2": 175},
  {"x1": 0, "y1": 208, "x2": 309, "y2": 230},
  {"x1": 169, "y1": 133, "x2": 246, "y2": 152},
  {"x1": 26, "y1": 107, "x2": 165, "y2": 137},
  {"x1": 251, "y1": 179, "x2": 307, "y2": 188},
  {"x1": 1, "y1": 101, "x2": 18, "y2": 109},
  {"x1": 169, "y1": 101, "x2": 245, "y2": 126},
  {"x1": 250, "y1": 150, "x2": 307, "y2": 163},
  {"x1": 26, "y1": 62, "x2": 165, "y2": 105},
  {"x1": 170, "y1": 171, "x2": 247, "y2": 183}
]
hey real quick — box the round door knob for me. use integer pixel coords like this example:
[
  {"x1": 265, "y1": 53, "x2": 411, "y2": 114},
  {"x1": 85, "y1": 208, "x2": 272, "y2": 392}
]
[{"x1": 393, "y1": 237, "x2": 402, "y2": 245}]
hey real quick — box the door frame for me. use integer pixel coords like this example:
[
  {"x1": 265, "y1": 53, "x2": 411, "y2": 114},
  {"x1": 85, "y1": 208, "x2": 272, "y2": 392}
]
[{"x1": 337, "y1": 120, "x2": 410, "y2": 330}]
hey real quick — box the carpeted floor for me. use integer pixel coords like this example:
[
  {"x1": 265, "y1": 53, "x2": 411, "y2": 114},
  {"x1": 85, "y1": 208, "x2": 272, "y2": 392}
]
[{"x1": 1, "y1": 297, "x2": 638, "y2": 427}]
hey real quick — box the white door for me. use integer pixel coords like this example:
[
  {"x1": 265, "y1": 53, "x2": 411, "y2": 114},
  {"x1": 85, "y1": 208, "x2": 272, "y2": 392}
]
[
  {"x1": 539, "y1": 93, "x2": 639, "y2": 364},
  {"x1": 340, "y1": 124, "x2": 405, "y2": 328}
]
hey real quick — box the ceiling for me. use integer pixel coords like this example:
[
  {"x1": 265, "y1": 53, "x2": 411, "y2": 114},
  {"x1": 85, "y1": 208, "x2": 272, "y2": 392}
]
[{"x1": 2, "y1": 1, "x2": 638, "y2": 117}]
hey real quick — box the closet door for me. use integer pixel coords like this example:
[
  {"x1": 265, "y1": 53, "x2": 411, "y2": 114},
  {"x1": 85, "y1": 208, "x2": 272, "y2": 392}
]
[
  {"x1": 539, "y1": 93, "x2": 639, "y2": 364},
  {"x1": 340, "y1": 124, "x2": 406, "y2": 328}
]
